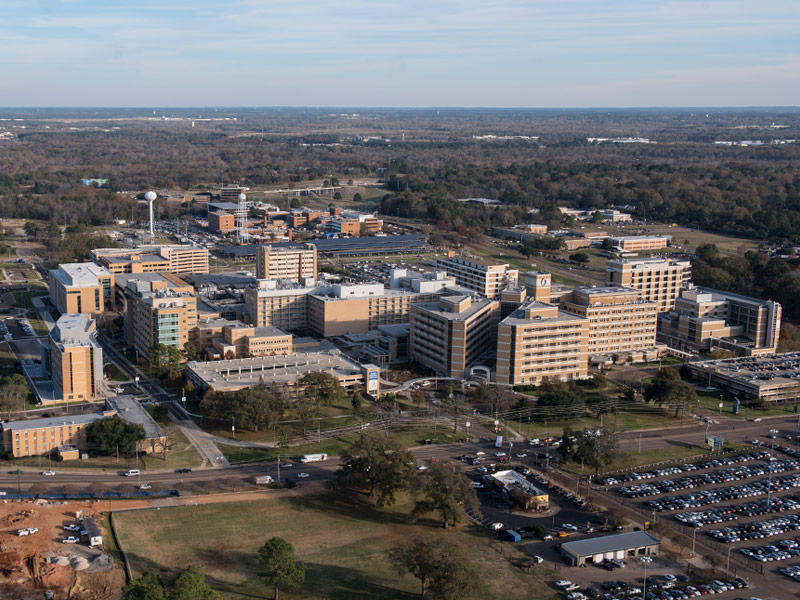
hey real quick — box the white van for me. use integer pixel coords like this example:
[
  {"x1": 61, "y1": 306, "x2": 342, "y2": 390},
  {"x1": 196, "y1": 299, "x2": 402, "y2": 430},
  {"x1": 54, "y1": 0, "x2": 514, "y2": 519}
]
[{"x1": 125, "y1": 469, "x2": 140, "y2": 477}]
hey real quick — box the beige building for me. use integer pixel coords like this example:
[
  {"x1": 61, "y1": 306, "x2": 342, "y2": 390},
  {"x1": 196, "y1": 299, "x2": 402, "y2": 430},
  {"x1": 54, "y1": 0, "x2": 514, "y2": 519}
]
[
  {"x1": 496, "y1": 301, "x2": 589, "y2": 386},
  {"x1": 559, "y1": 287, "x2": 658, "y2": 357},
  {"x1": 48, "y1": 314, "x2": 104, "y2": 405},
  {"x1": 659, "y1": 286, "x2": 781, "y2": 356},
  {"x1": 609, "y1": 236, "x2": 670, "y2": 251},
  {"x1": 49, "y1": 263, "x2": 114, "y2": 315},
  {"x1": 117, "y1": 273, "x2": 198, "y2": 357},
  {"x1": 194, "y1": 319, "x2": 293, "y2": 360},
  {"x1": 435, "y1": 256, "x2": 518, "y2": 298},
  {"x1": 605, "y1": 257, "x2": 691, "y2": 313},
  {"x1": 308, "y1": 283, "x2": 444, "y2": 337},
  {"x1": 410, "y1": 296, "x2": 501, "y2": 378},
  {"x1": 244, "y1": 279, "x2": 319, "y2": 332},
  {"x1": 92, "y1": 245, "x2": 209, "y2": 275},
  {"x1": 255, "y1": 244, "x2": 317, "y2": 281}
]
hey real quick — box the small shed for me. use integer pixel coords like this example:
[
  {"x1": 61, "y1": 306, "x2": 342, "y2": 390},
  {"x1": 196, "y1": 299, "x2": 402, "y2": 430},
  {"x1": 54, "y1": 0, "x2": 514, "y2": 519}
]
[{"x1": 82, "y1": 518, "x2": 103, "y2": 548}]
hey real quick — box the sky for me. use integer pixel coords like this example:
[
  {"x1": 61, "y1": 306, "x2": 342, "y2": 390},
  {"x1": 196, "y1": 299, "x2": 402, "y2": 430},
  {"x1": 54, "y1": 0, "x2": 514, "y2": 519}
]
[{"x1": 1, "y1": 0, "x2": 798, "y2": 107}]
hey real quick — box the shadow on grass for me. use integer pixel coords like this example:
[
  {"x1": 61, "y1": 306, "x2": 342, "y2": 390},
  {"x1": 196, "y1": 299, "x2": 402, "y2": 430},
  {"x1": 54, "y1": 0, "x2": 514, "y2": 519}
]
[
  {"x1": 286, "y1": 491, "x2": 411, "y2": 527},
  {"x1": 301, "y1": 561, "x2": 419, "y2": 600}
]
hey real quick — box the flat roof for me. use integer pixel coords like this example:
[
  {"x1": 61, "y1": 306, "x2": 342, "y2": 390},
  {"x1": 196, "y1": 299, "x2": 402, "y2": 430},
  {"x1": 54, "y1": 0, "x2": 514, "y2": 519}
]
[
  {"x1": 412, "y1": 298, "x2": 496, "y2": 321},
  {"x1": 689, "y1": 352, "x2": 800, "y2": 390},
  {"x1": 438, "y1": 255, "x2": 507, "y2": 268},
  {"x1": 500, "y1": 303, "x2": 587, "y2": 327},
  {"x1": 51, "y1": 314, "x2": 97, "y2": 346},
  {"x1": 218, "y1": 236, "x2": 427, "y2": 258},
  {"x1": 186, "y1": 349, "x2": 365, "y2": 390},
  {"x1": 491, "y1": 469, "x2": 546, "y2": 496},
  {"x1": 52, "y1": 262, "x2": 112, "y2": 287},
  {"x1": 1, "y1": 412, "x2": 107, "y2": 433},
  {"x1": 106, "y1": 395, "x2": 165, "y2": 440},
  {"x1": 561, "y1": 531, "x2": 660, "y2": 557}
]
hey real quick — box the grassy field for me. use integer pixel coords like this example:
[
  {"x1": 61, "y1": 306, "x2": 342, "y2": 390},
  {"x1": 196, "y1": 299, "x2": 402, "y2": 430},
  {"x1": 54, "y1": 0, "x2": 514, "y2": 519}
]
[
  {"x1": 12, "y1": 283, "x2": 48, "y2": 309},
  {"x1": 25, "y1": 311, "x2": 50, "y2": 336},
  {"x1": 219, "y1": 423, "x2": 465, "y2": 465},
  {"x1": 695, "y1": 390, "x2": 800, "y2": 419},
  {"x1": 114, "y1": 493, "x2": 558, "y2": 600},
  {"x1": 142, "y1": 421, "x2": 204, "y2": 471},
  {"x1": 0, "y1": 342, "x2": 17, "y2": 376}
]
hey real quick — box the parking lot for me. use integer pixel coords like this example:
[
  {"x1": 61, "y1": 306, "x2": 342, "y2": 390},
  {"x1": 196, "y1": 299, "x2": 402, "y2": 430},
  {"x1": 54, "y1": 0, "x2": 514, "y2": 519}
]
[{"x1": 597, "y1": 428, "x2": 800, "y2": 594}]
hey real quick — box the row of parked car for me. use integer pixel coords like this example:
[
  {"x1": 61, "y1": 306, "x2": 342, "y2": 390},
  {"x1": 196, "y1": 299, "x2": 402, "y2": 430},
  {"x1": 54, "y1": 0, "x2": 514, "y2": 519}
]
[
  {"x1": 672, "y1": 496, "x2": 800, "y2": 527},
  {"x1": 707, "y1": 513, "x2": 800, "y2": 543},
  {"x1": 557, "y1": 577, "x2": 748, "y2": 600},
  {"x1": 639, "y1": 473, "x2": 800, "y2": 512},
  {"x1": 779, "y1": 564, "x2": 800, "y2": 582},
  {"x1": 616, "y1": 455, "x2": 795, "y2": 498},
  {"x1": 740, "y1": 540, "x2": 800, "y2": 562},
  {"x1": 0, "y1": 320, "x2": 11, "y2": 342},
  {"x1": 601, "y1": 453, "x2": 776, "y2": 487},
  {"x1": 19, "y1": 319, "x2": 34, "y2": 337}
]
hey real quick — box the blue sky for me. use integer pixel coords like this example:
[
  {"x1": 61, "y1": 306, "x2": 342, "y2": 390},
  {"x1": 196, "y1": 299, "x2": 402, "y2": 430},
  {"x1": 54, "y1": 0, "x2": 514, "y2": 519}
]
[{"x1": 1, "y1": 0, "x2": 798, "y2": 107}]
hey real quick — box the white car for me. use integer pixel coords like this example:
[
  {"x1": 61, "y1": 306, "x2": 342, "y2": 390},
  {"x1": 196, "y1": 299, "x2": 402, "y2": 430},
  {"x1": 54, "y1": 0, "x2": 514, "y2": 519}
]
[
  {"x1": 489, "y1": 522, "x2": 504, "y2": 531},
  {"x1": 555, "y1": 580, "x2": 573, "y2": 588},
  {"x1": 17, "y1": 529, "x2": 29, "y2": 537},
  {"x1": 416, "y1": 465, "x2": 428, "y2": 471},
  {"x1": 567, "y1": 593, "x2": 586, "y2": 600},
  {"x1": 532, "y1": 555, "x2": 544, "y2": 564},
  {"x1": 138, "y1": 483, "x2": 152, "y2": 490},
  {"x1": 562, "y1": 523, "x2": 579, "y2": 531},
  {"x1": 297, "y1": 472, "x2": 309, "y2": 478},
  {"x1": 280, "y1": 463, "x2": 293, "y2": 469},
  {"x1": 495, "y1": 451, "x2": 507, "y2": 457},
  {"x1": 26, "y1": 528, "x2": 38, "y2": 535},
  {"x1": 516, "y1": 452, "x2": 528, "y2": 458},
  {"x1": 63, "y1": 524, "x2": 81, "y2": 531},
  {"x1": 664, "y1": 573, "x2": 677, "y2": 582},
  {"x1": 472, "y1": 481, "x2": 484, "y2": 488},
  {"x1": 41, "y1": 470, "x2": 56, "y2": 476},
  {"x1": 62, "y1": 536, "x2": 79, "y2": 544}
]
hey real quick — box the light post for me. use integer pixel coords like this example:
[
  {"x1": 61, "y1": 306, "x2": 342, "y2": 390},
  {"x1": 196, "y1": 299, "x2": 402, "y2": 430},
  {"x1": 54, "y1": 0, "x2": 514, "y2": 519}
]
[
  {"x1": 768, "y1": 428, "x2": 778, "y2": 503},
  {"x1": 692, "y1": 528, "x2": 697, "y2": 556},
  {"x1": 726, "y1": 545, "x2": 733, "y2": 575},
  {"x1": 640, "y1": 555, "x2": 653, "y2": 600},
  {"x1": 465, "y1": 420, "x2": 471, "y2": 442}
]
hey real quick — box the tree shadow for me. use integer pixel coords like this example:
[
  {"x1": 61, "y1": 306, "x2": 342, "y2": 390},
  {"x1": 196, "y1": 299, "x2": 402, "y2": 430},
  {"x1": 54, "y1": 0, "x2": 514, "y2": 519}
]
[
  {"x1": 301, "y1": 561, "x2": 419, "y2": 600},
  {"x1": 286, "y1": 492, "x2": 410, "y2": 527}
]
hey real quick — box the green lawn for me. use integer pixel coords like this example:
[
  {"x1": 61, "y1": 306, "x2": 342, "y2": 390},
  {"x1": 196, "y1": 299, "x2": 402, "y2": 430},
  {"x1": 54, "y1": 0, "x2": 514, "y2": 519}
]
[
  {"x1": 695, "y1": 390, "x2": 800, "y2": 419},
  {"x1": 12, "y1": 284, "x2": 48, "y2": 309},
  {"x1": 0, "y1": 342, "x2": 17, "y2": 376},
  {"x1": 104, "y1": 362, "x2": 129, "y2": 382},
  {"x1": 114, "y1": 493, "x2": 558, "y2": 600},
  {"x1": 26, "y1": 311, "x2": 51, "y2": 336}
]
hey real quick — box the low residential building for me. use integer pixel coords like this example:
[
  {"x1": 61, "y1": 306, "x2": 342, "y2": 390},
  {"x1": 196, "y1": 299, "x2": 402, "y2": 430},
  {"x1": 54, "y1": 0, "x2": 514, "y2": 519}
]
[
  {"x1": 49, "y1": 263, "x2": 114, "y2": 315},
  {"x1": 435, "y1": 255, "x2": 518, "y2": 298},
  {"x1": 409, "y1": 296, "x2": 501, "y2": 378},
  {"x1": 561, "y1": 531, "x2": 660, "y2": 566},
  {"x1": 117, "y1": 273, "x2": 198, "y2": 357},
  {"x1": 559, "y1": 287, "x2": 658, "y2": 357},
  {"x1": 255, "y1": 243, "x2": 317, "y2": 281},
  {"x1": 659, "y1": 286, "x2": 781, "y2": 356},
  {"x1": 605, "y1": 257, "x2": 691, "y2": 313},
  {"x1": 92, "y1": 245, "x2": 209, "y2": 275},
  {"x1": 48, "y1": 314, "x2": 104, "y2": 405},
  {"x1": 488, "y1": 470, "x2": 549, "y2": 511},
  {"x1": 496, "y1": 301, "x2": 589, "y2": 386},
  {"x1": 609, "y1": 235, "x2": 670, "y2": 251},
  {"x1": 185, "y1": 350, "x2": 381, "y2": 397}
]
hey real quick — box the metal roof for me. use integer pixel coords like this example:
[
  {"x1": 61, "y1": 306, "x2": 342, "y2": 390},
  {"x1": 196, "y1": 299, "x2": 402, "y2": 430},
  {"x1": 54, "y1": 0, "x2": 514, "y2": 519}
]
[{"x1": 561, "y1": 531, "x2": 660, "y2": 557}]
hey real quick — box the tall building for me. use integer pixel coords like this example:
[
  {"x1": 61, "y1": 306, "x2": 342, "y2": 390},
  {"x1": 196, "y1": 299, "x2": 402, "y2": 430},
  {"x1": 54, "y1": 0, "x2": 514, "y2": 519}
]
[
  {"x1": 605, "y1": 257, "x2": 691, "y2": 313},
  {"x1": 659, "y1": 286, "x2": 781, "y2": 356},
  {"x1": 117, "y1": 273, "x2": 198, "y2": 357},
  {"x1": 496, "y1": 302, "x2": 589, "y2": 386},
  {"x1": 48, "y1": 314, "x2": 103, "y2": 404},
  {"x1": 559, "y1": 287, "x2": 658, "y2": 356},
  {"x1": 608, "y1": 236, "x2": 669, "y2": 252},
  {"x1": 219, "y1": 184, "x2": 249, "y2": 203},
  {"x1": 409, "y1": 296, "x2": 500, "y2": 378},
  {"x1": 435, "y1": 256, "x2": 518, "y2": 298},
  {"x1": 49, "y1": 263, "x2": 114, "y2": 315},
  {"x1": 307, "y1": 283, "x2": 444, "y2": 337},
  {"x1": 244, "y1": 279, "x2": 319, "y2": 332},
  {"x1": 92, "y1": 245, "x2": 209, "y2": 275},
  {"x1": 255, "y1": 244, "x2": 317, "y2": 281}
]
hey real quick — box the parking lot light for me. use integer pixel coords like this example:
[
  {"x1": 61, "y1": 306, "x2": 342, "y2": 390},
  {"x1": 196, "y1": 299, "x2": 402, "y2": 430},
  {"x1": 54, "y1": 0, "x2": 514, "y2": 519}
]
[{"x1": 640, "y1": 555, "x2": 653, "y2": 600}]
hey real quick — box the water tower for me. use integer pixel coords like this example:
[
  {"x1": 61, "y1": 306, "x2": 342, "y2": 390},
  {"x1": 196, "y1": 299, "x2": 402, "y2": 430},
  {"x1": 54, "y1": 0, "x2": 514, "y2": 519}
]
[{"x1": 144, "y1": 191, "x2": 157, "y2": 238}]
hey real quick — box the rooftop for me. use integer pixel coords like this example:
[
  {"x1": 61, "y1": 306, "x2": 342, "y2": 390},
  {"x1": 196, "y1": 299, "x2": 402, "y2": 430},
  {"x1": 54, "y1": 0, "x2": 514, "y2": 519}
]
[
  {"x1": 186, "y1": 349, "x2": 366, "y2": 390},
  {"x1": 106, "y1": 395, "x2": 165, "y2": 441},
  {"x1": 501, "y1": 301, "x2": 587, "y2": 327},
  {"x1": 491, "y1": 469, "x2": 546, "y2": 496},
  {"x1": 561, "y1": 531, "x2": 660, "y2": 557},
  {"x1": 50, "y1": 314, "x2": 98, "y2": 347},
  {"x1": 52, "y1": 262, "x2": 112, "y2": 287},
  {"x1": 413, "y1": 297, "x2": 496, "y2": 321},
  {"x1": 1, "y1": 411, "x2": 108, "y2": 433}
]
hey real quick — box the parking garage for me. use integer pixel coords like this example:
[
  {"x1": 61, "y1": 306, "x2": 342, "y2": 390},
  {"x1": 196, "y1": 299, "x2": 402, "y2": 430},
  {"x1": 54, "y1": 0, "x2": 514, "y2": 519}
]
[{"x1": 561, "y1": 531, "x2": 660, "y2": 566}]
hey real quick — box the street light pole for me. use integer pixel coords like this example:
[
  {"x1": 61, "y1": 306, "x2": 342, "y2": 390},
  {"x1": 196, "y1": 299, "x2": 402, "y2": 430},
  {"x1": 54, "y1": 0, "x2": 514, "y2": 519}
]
[{"x1": 641, "y1": 556, "x2": 652, "y2": 600}]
